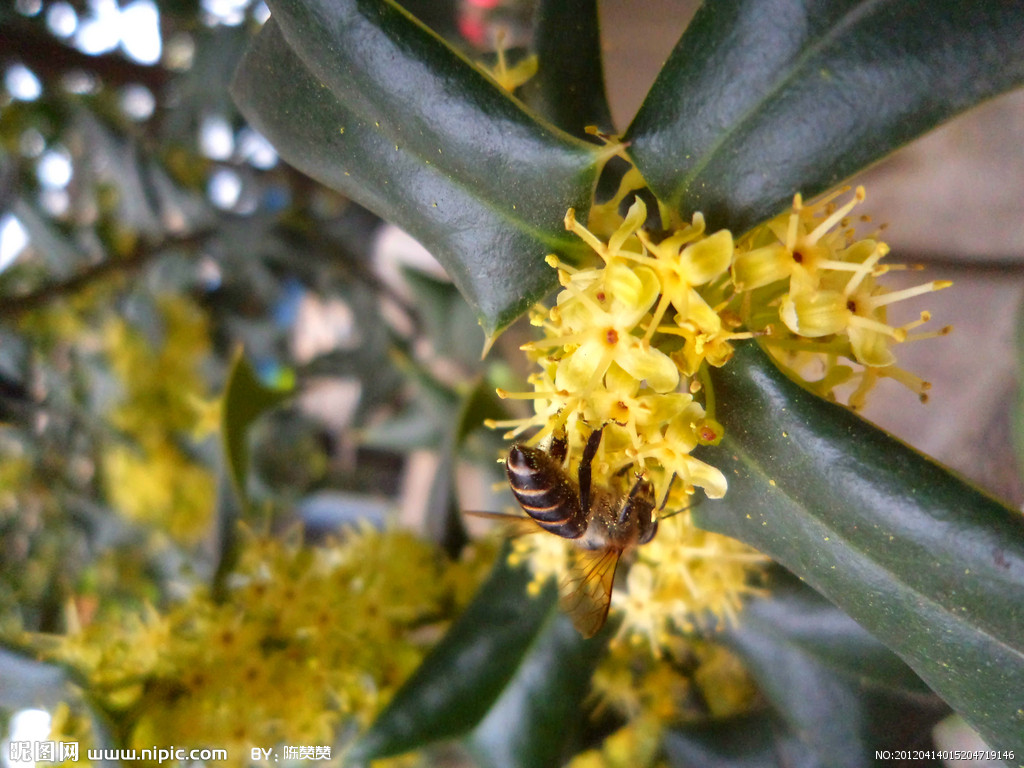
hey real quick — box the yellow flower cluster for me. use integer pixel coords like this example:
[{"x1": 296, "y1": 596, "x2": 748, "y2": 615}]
[
  {"x1": 45, "y1": 704, "x2": 95, "y2": 767},
  {"x1": 566, "y1": 716, "x2": 664, "y2": 768},
  {"x1": 573, "y1": 637, "x2": 756, "y2": 767},
  {"x1": 40, "y1": 526, "x2": 490, "y2": 766},
  {"x1": 490, "y1": 180, "x2": 948, "y2": 648},
  {"x1": 492, "y1": 192, "x2": 763, "y2": 647},
  {"x1": 735, "y1": 186, "x2": 952, "y2": 408},
  {"x1": 494, "y1": 198, "x2": 736, "y2": 501},
  {"x1": 102, "y1": 296, "x2": 216, "y2": 543},
  {"x1": 593, "y1": 634, "x2": 755, "y2": 718}
]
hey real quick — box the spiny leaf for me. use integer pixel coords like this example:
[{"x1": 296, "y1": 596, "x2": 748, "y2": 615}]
[
  {"x1": 695, "y1": 341, "x2": 1024, "y2": 753},
  {"x1": 627, "y1": 0, "x2": 1024, "y2": 233},
  {"x1": 232, "y1": 0, "x2": 603, "y2": 336}
]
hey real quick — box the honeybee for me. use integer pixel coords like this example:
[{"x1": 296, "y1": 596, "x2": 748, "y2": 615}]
[{"x1": 503, "y1": 427, "x2": 659, "y2": 638}]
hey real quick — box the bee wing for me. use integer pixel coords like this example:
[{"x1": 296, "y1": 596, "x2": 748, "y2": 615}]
[
  {"x1": 559, "y1": 547, "x2": 621, "y2": 639},
  {"x1": 463, "y1": 510, "x2": 542, "y2": 538}
]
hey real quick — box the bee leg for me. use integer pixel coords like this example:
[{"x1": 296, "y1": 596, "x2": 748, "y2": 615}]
[
  {"x1": 638, "y1": 505, "x2": 658, "y2": 544},
  {"x1": 618, "y1": 475, "x2": 653, "y2": 522},
  {"x1": 548, "y1": 424, "x2": 568, "y2": 465},
  {"x1": 656, "y1": 473, "x2": 697, "y2": 523},
  {"x1": 620, "y1": 475, "x2": 658, "y2": 545},
  {"x1": 659, "y1": 473, "x2": 678, "y2": 512},
  {"x1": 578, "y1": 427, "x2": 604, "y2": 515}
]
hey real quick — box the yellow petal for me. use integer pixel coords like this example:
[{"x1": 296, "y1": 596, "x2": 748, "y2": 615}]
[
  {"x1": 683, "y1": 455, "x2": 728, "y2": 499},
  {"x1": 731, "y1": 243, "x2": 791, "y2": 291},
  {"x1": 554, "y1": 338, "x2": 609, "y2": 392},
  {"x1": 605, "y1": 361, "x2": 642, "y2": 397},
  {"x1": 609, "y1": 197, "x2": 648, "y2": 255},
  {"x1": 682, "y1": 290, "x2": 722, "y2": 334},
  {"x1": 665, "y1": 411, "x2": 699, "y2": 453},
  {"x1": 848, "y1": 325, "x2": 896, "y2": 367},
  {"x1": 780, "y1": 290, "x2": 849, "y2": 337},
  {"x1": 612, "y1": 336, "x2": 679, "y2": 393},
  {"x1": 608, "y1": 263, "x2": 661, "y2": 326},
  {"x1": 637, "y1": 392, "x2": 693, "y2": 427},
  {"x1": 679, "y1": 229, "x2": 734, "y2": 285},
  {"x1": 605, "y1": 262, "x2": 642, "y2": 310},
  {"x1": 838, "y1": 238, "x2": 878, "y2": 265},
  {"x1": 648, "y1": 213, "x2": 705, "y2": 255}
]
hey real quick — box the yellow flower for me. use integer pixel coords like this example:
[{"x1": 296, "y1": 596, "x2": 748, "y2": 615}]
[
  {"x1": 104, "y1": 441, "x2": 214, "y2": 543},
  {"x1": 617, "y1": 512, "x2": 769, "y2": 647},
  {"x1": 39, "y1": 526, "x2": 490, "y2": 766},
  {"x1": 526, "y1": 204, "x2": 680, "y2": 396},
  {"x1": 588, "y1": 633, "x2": 757, "y2": 735},
  {"x1": 778, "y1": 239, "x2": 951, "y2": 367},
  {"x1": 547, "y1": 274, "x2": 679, "y2": 395},
  {"x1": 565, "y1": 716, "x2": 664, "y2": 768},
  {"x1": 735, "y1": 186, "x2": 952, "y2": 405},
  {"x1": 508, "y1": 525, "x2": 572, "y2": 596},
  {"x1": 633, "y1": 211, "x2": 734, "y2": 339},
  {"x1": 47, "y1": 703, "x2": 94, "y2": 768},
  {"x1": 498, "y1": 197, "x2": 734, "y2": 498},
  {"x1": 732, "y1": 186, "x2": 870, "y2": 293},
  {"x1": 101, "y1": 295, "x2": 217, "y2": 542}
]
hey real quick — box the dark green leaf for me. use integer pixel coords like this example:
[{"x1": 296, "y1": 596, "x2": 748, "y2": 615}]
[
  {"x1": 526, "y1": 0, "x2": 614, "y2": 137},
  {"x1": 626, "y1": 0, "x2": 1024, "y2": 233},
  {"x1": 454, "y1": 377, "x2": 507, "y2": 448},
  {"x1": 395, "y1": 0, "x2": 460, "y2": 41},
  {"x1": 348, "y1": 551, "x2": 559, "y2": 761},
  {"x1": 214, "y1": 350, "x2": 292, "y2": 597},
  {"x1": 232, "y1": 0, "x2": 602, "y2": 336},
  {"x1": 466, "y1": 611, "x2": 607, "y2": 768},
  {"x1": 220, "y1": 347, "x2": 292, "y2": 505},
  {"x1": 166, "y1": 25, "x2": 252, "y2": 137},
  {"x1": 360, "y1": 351, "x2": 460, "y2": 452},
  {"x1": 665, "y1": 574, "x2": 949, "y2": 768},
  {"x1": 718, "y1": 572, "x2": 948, "y2": 767},
  {"x1": 420, "y1": 377, "x2": 474, "y2": 553},
  {"x1": 663, "y1": 714, "x2": 777, "y2": 768},
  {"x1": 694, "y1": 341, "x2": 1024, "y2": 753},
  {"x1": 730, "y1": 570, "x2": 935, "y2": 696}
]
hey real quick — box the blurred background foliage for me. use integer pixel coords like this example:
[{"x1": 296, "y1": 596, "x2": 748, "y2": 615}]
[
  {"x1": 0, "y1": 0, "x2": 525, "y2": 747},
  {"x1": 0, "y1": 0, "x2": 512, "y2": 620}
]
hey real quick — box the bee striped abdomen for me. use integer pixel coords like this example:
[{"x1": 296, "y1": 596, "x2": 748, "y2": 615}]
[{"x1": 507, "y1": 445, "x2": 587, "y2": 538}]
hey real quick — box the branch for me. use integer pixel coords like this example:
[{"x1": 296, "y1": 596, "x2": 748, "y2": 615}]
[{"x1": 0, "y1": 229, "x2": 215, "y2": 321}]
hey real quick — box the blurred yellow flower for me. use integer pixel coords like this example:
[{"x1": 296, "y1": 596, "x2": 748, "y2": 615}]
[
  {"x1": 101, "y1": 295, "x2": 216, "y2": 543},
  {"x1": 566, "y1": 716, "x2": 664, "y2": 768},
  {"x1": 41, "y1": 525, "x2": 490, "y2": 766},
  {"x1": 583, "y1": 634, "x2": 757, "y2": 762}
]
